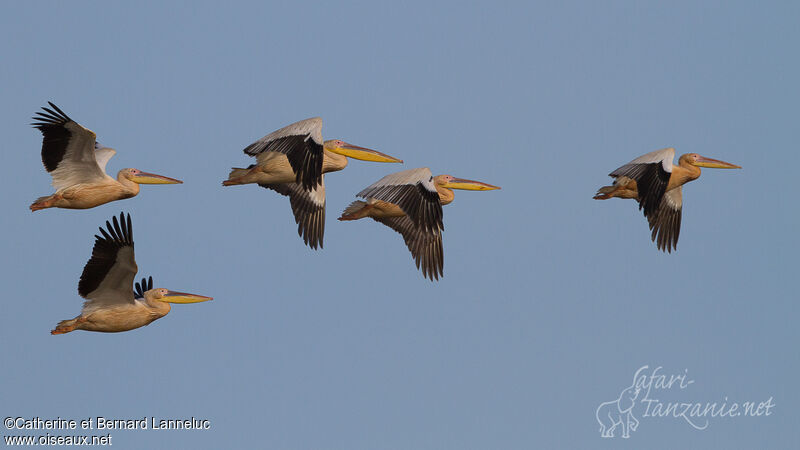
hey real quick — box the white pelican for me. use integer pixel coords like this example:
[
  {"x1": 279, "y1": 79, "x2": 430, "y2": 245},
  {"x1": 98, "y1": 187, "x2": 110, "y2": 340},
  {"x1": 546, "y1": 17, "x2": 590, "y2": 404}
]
[
  {"x1": 338, "y1": 168, "x2": 500, "y2": 280},
  {"x1": 222, "y1": 117, "x2": 403, "y2": 249},
  {"x1": 30, "y1": 102, "x2": 182, "y2": 211},
  {"x1": 594, "y1": 147, "x2": 741, "y2": 252},
  {"x1": 51, "y1": 213, "x2": 212, "y2": 335}
]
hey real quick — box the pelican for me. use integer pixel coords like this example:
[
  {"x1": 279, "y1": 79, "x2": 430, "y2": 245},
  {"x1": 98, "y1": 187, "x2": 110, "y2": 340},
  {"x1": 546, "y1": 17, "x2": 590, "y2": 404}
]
[
  {"x1": 51, "y1": 213, "x2": 212, "y2": 334},
  {"x1": 222, "y1": 117, "x2": 403, "y2": 249},
  {"x1": 30, "y1": 102, "x2": 182, "y2": 211},
  {"x1": 594, "y1": 148, "x2": 741, "y2": 252},
  {"x1": 338, "y1": 168, "x2": 500, "y2": 280}
]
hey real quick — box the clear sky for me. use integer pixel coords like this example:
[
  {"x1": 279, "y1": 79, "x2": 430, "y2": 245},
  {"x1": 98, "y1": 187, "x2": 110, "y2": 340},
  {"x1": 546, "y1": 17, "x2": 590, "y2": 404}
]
[{"x1": 1, "y1": 1, "x2": 797, "y2": 448}]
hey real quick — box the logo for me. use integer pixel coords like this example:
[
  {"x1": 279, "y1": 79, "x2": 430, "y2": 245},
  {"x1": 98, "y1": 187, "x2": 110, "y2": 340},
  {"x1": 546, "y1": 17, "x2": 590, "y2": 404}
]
[{"x1": 596, "y1": 365, "x2": 775, "y2": 439}]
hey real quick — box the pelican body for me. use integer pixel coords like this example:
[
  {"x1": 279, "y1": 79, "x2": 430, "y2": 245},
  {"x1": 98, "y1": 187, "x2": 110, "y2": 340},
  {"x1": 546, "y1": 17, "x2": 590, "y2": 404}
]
[
  {"x1": 339, "y1": 175, "x2": 478, "y2": 219},
  {"x1": 223, "y1": 139, "x2": 401, "y2": 187},
  {"x1": 339, "y1": 168, "x2": 500, "y2": 280},
  {"x1": 51, "y1": 213, "x2": 211, "y2": 335},
  {"x1": 30, "y1": 102, "x2": 182, "y2": 211},
  {"x1": 594, "y1": 148, "x2": 741, "y2": 252},
  {"x1": 222, "y1": 117, "x2": 403, "y2": 249}
]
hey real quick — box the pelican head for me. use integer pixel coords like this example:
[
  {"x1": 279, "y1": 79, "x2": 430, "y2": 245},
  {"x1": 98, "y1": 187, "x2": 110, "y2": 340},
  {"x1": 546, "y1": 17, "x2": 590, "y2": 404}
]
[
  {"x1": 435, "y1": 175, "x2": 501, "y2": 191},
  {"x1": 146, "y1": 288, "x2": 213, "y2": 304},
  {"x1": 323, "y1": 139, "x2": 403, "y2": 163},
  {"x1": 683, "y1": 154, "x2": 741, "y2": 169},
  {"x1": 123, "y1": 168, "x2": 183, "y2": 184}
]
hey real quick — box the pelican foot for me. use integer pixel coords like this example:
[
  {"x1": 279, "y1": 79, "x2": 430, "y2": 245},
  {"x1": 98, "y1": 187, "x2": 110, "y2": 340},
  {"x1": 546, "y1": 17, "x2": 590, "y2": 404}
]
[{"x1": 50, "y1": 325, "x2": 74, "y2": 335}]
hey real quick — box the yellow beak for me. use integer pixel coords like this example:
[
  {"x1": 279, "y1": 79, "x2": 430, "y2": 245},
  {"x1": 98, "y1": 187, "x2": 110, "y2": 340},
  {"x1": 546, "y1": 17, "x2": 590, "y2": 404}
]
[
  {"x1": 133, "y1": 171, "x2": 184, "y2": 184},
  {"x1": 693, "y1": 156, "x2": 741, "y2": 169},
  {"x1": 328, "y1": 142, "x2": 403, "y2": 163},
  {"x1": 161, "y1": 290, "x2": 213, "y2": 304},
  {"x1": 441, "y1": 178, "x2": 501, "y2": 191}
]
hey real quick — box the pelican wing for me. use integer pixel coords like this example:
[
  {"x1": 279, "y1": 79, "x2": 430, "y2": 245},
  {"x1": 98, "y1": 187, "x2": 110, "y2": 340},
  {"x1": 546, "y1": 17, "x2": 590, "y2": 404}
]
[
  {"x1": 243, "y1": 117, "x2": 324, "y2": 191},
  {"x1": 134, "y1": 276, "x2": 153, "y2": 299},
  {"x1": 647, "y1": 186, "x2": 682, "y2": 253},
  {"x1": 357, "y1": 168, "x2": 443, "y2": 234},
  {"x1": 78, "y1": 213, "x2": 137, "y2": 313},
  {"x1": 32, "y1": 102, "x2": 109, "y2": 190},
  {"x1": 374, "y1": 216, "x2": 444, "y2": 281},
  {"x1": 94, "y1": 143, "x2": 117, "y2": 174},
  {"x1": 609, "y1": 147, "x2": 675, "y2": 218},
  {"x1": 260, "y1": 177, "x2": 326, "y2": 249}
]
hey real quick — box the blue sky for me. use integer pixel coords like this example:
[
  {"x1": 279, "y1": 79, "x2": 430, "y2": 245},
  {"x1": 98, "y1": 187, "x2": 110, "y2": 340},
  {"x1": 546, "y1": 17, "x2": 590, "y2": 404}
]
[{"x1": 1, "y1": 1, "x2": 797, "y2": 448}]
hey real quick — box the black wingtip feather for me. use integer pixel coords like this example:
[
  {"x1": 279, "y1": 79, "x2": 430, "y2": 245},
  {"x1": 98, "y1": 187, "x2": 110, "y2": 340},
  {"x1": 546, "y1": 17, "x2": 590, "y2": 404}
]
[
  {"x1": 647, "y1": 203, "x2": 681, "y2": 253},
  {"x1": 261, "y1": 183, "x2": 326, "y2": 250},
  {"x1": 46, "y1": 102, "x2": 71, "y2": 119},
  {"x1": 374, "y1": 216, "x2": 444, "y2": 282},
  {"x1": 134, "y1": 275, "x2": 154, "y2": 299},
  {"x1": 32, "y1": 102, "x2": 76, "y2": 172}
]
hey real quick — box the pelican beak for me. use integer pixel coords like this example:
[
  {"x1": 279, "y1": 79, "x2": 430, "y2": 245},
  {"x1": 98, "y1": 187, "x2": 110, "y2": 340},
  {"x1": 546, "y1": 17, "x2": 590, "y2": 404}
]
[
  {"x1": 329, "y1": 142, "x2": 403, "y2": 163},
  {"x1": 441, "y1": 178, "x2": 501, "y2": 191},
  {"x1": 161, "y1": 290, "x2": 213, "y2": 304},
  {"x1": 132, "y1": 171, "x2": 184, "y2": 184},
  {"x1": 693, "y1": 156, "x2": 741, "y2": 169}
]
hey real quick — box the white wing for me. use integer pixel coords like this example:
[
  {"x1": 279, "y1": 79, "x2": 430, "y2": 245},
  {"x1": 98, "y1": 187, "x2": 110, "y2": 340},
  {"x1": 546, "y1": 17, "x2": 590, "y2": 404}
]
[
  {"x1": 244, "y1": 117, "x2": 323, "y2": 151},
  {"x1": 32, "y1": 102, "x2": 109, "y2": 191},
  {"x1": 78, "y1": 213, "x2": 137, "y2": 314},
  {"x1": 609, "y1": 148, "x2": 676, "y2": 217},
  {"x1": 357, "y1": 168, "x2": 443, "y2": 234},
  {"x1": 360, "y1": 167, "x2": 436, "y2": 189},
  {"x1": 242, "y1": 117, "x2": 324, "y2": 190},
  {"x1": 620, "y1": 147, "x2": 675, "y2": 173}
]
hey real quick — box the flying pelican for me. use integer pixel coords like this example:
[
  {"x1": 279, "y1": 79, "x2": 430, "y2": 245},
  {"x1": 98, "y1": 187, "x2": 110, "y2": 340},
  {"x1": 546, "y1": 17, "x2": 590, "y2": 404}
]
[
  {"x1": 30, "y1": 102, "x2": 182, "y2": 211},
  {"x1": 222, "y1": 117, "x2": 403, "y2": 249},
  {"x1": 51, "y1": 213, "x2": 212, "y2": 334},
  {"x1": 338, "y1": 168, "x2": 500, "y2": 280},
  {"x1": 594, "y1": 148, "x2": 741, "y2": 252}
]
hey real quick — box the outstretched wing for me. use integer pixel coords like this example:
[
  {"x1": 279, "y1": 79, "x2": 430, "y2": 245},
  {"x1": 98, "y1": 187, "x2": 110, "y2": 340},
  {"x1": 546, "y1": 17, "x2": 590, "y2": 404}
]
[
  {"x1": 243, "y1": 117, "x2": 324, "y2": 191},
  {"x1": 260, "y1": 178, "x2": 326, "y2": 249},
  {"x1": 78, "y1": 212, "x2": 137, "y2": 314},
  {"x1": 31, "y1": 102, "x2": 109, "y2": 190},
  {"x1": 609, "y1": 147, "x2": 675, "y2": 218},
  {"x1": 357, "y1": 168, "x2": 443, "y2": 234},
  {"x1": 374, "y1": 215, "x2": 444, "y2": 281},
  {"x1": 647, "y1": 186, "x2": 682, "y2": 253}
]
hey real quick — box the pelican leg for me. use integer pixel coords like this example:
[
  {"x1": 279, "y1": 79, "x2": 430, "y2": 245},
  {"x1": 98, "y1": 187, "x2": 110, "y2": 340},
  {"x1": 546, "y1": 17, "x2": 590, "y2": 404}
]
[
  {"x1": 338, "y1": 200, "x2": 371, "y2": 221},
  {"x1": 222, "y1": 165, "x2": 263, "y2": 186},
  {"x1": 222, "y1": 168, "x2": 247, "y2": 186},
  {"x1": 50, "y1": 315, "x2": 85, "y2": 335},
  {"x1": 30, "y1": 193, "x2": 62, "y2": 211},
  {"x1": 594, "y1": 177, "x2": 638, "y2": 200},
  {"x1": 593, "y1": 185, "x2": 616, "y2": 200}
]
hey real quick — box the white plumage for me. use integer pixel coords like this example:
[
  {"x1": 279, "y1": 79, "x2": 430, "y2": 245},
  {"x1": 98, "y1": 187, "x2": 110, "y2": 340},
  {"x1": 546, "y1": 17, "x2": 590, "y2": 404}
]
[
  {"x1": 94, "y1": 143, "x2": 117, "y2": 174},
  {"x1": 357, "y1": 167, "x2": 436, "y2": 195},
  {"x1": 243, "y1": 117, "x2": 323, "y2": 156},
  {"x1": 662, "y1": 186, "x2": 682, "y2": 210},
  {"x1": 623, "y1": 147, "x2": 675, "y2": 173}
]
